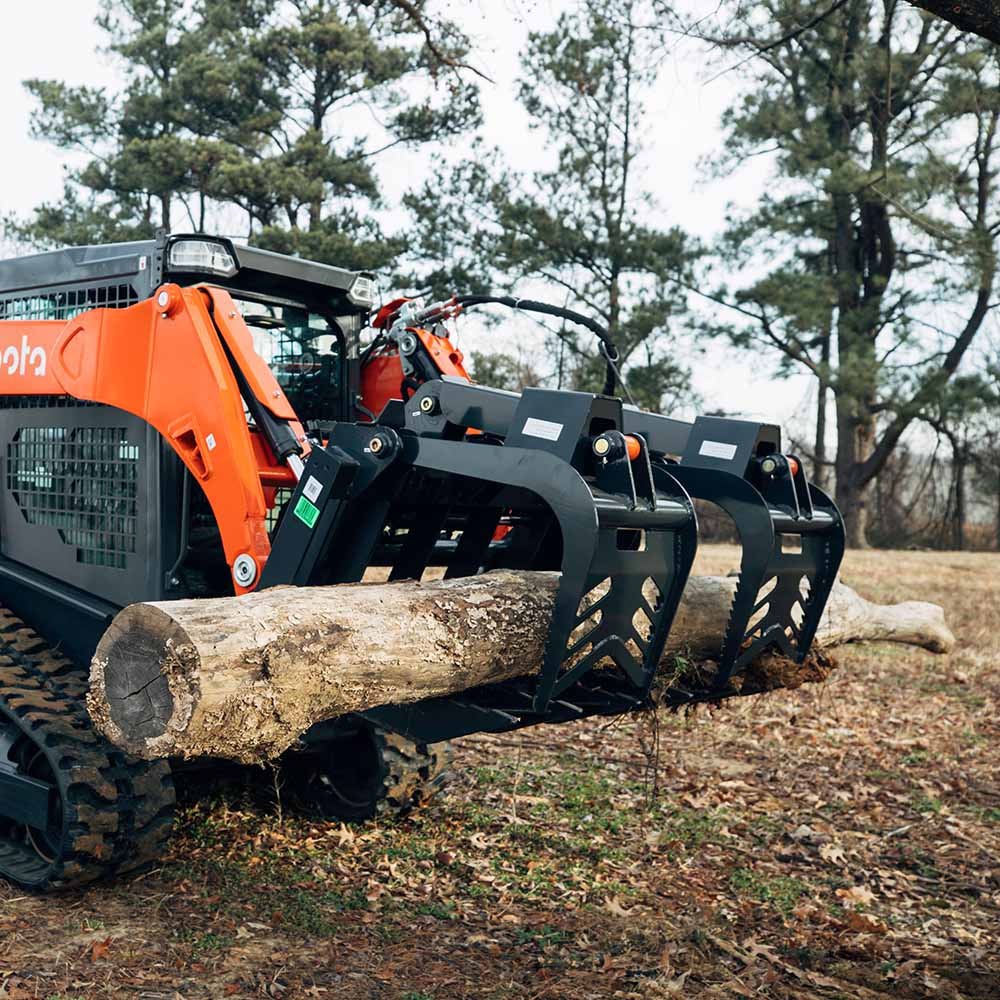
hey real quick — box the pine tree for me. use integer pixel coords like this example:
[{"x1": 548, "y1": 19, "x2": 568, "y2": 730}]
[
  {"x1": 405, "y1": 0, "x2": 696, "y2": 413},
  {"x1": 920, "y1": 373, "x2": 997, "y2": 549},
  {"x1": 233, "y1": 0, "x2": 480, "y2": 270},
  {"x1": 12, "y1": 0, "x2": 480, "y2": 274},
  {"x1": 14, "y1": 0, "x2": 223, "y2": 243},
  {"x1": 688, "y1": 1, "x2": 1000, "y2": 546}
]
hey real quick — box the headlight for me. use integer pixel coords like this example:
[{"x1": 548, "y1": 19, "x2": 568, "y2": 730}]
[
  {"x1": 347, "y1": 274, "x2": 377, "y2": 309},
  {"x1": 168, "y1": 239, "x2": 238, "y2": 278}
]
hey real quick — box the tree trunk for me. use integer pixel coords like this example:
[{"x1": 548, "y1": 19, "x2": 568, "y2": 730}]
[
  {"x1": 909, "y1": 0, "x2": 1000, "y2": 43},
  {"x1": 88, "y1": 570, "x2": 954, "y2": 765},
  {"x1": 954, "y1": 448, "x2": 967, "y2": 551},
  {"x1": 835, "y1": 389, "x2": 877, "y2": 548},
  {"x1": 995, "y1": 484, "x2": 1000, "y2": 551},
  {"x1": 813, "y1": 356, "x2": 830, "y2": 493},
  {"x1": 835, "y1": 469, "x2": 872, "y2": 549}
]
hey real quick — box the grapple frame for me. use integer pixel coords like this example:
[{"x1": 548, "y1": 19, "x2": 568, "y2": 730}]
[
  {"x1": 260, "y1": 379, "x2": 699, "y2": 741},
  {"x1": 260, "y1": 377, "x2": 845, "y2": 743}
]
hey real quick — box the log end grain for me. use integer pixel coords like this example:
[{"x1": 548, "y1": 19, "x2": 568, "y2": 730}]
[{"x1": 88, "y1": 604, "x2": 199, "y2": 758}]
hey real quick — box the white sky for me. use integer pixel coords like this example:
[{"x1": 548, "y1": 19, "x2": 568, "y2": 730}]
[{"x1": 0, "y1": 0, "x2": 816, "y2": 429}]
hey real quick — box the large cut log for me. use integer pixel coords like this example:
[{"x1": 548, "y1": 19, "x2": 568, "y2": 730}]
[{"x1": 88, "y1": 571, "x2": 954, "y2": 764}]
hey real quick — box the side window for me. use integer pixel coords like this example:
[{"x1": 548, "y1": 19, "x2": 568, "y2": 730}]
[{"x1": 238, "y1": 301, "x2": 343, "y2": 423}]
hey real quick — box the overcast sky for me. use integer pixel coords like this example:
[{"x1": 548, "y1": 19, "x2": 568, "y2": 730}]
[{"x1": 0, "y1": 0, "x2": 817, "y2": 430}]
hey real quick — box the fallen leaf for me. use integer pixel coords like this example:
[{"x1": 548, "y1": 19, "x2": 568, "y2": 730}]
[
  {"x1": 603, "y1": 896, "x2": 633, "y2": 917},
  {"x1": 845, "y1": 910, "x2": 888, "y2": 935},
  {"x1": 836, "y1": 885, "x2": 876, "y2": 907},
  {"x1": 742, "y1": 938, "x2": 780, "y2": 962},
  {"x1": 654, "y1": 971, "x2": 690, "y2": 993},
  {"x1": 91, "y1": 936, "x2": 113, "y2": 962},
  {"x1": 820, "y1": 842, "x2": 847, "y2": 864}
]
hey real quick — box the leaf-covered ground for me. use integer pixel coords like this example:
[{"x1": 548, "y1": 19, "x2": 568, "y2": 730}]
[{"x1": 1, "y1": 547, "x2": 998, "y2": 999}]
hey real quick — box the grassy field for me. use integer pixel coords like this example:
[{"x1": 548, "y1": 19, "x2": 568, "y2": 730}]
[{"x1": 1, "y1": 546, "x2": 998, "y2": 999}]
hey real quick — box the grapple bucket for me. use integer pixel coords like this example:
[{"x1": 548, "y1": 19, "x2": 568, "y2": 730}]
[
  {"x1": 260, "y1": 379, "x2": 699, "y2": 739},
  {"x1": 623, "y1": 411, "x2": 845, "y2": 698}
]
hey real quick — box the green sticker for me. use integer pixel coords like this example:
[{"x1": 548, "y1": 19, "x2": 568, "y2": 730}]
[{"x1": 293, "y1": 495, "x2": 320, "y2": 528}]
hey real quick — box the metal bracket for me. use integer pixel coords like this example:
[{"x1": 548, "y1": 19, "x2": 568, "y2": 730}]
[{"x1": 260, "y1": 428, "x2": 403, "y2": 588}]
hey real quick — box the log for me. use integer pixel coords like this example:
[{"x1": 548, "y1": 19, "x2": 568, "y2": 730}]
[
  {"x1": 87, "y1": 570, "x2": 955, "y2": 764},
  {"x1": 669, "y1": 576, "x2": 955, "y2": 656}
]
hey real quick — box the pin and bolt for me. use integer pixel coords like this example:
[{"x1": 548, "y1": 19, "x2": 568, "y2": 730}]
[
  {"x1": 759, "y1": 455, "x2": 800, "y2": 478},
  {"x1": 368, "y1": 433, "x2": 394, "y2": 457},
  {"x1": 592, "y1": 433, "x2": 641, "y2": 460}
]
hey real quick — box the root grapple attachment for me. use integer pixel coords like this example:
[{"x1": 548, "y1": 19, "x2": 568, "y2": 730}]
[
  {"x1": 261, "y1": 379, "x2": 698, "y2": 740},
  {"x1": 261, "y1": 377, "x2": 843, "y2": 742},
  {"x1": 624, "y1": 410, "x2": 845, "y2": 698}
]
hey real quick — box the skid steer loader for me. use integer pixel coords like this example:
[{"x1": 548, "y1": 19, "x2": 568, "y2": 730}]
[{"x1": 0, "y1": 233, "x2": 844, "y2": 890}]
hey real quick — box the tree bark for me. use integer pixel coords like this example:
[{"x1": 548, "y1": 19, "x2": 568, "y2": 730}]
[
  {"x1": 954, "y1": 446, "x2": 968, "y2": 551},
  {"x1": 995, "y1": 484, "x2": 1000, "y2": 550},
  {"x1": 813, "y1": 315, "x2": 832, "y2": 492},
  {"x1": 909, "y1": 0, "x2": 1000, "y2": 44},
  {"x1": 88, "y1": 570, "x2": 955, "y2": 765}
]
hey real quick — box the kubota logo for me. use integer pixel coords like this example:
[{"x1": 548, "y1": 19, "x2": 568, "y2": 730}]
[{"x1": 1, "y1": 336, "x2": 47, "y2": 377}]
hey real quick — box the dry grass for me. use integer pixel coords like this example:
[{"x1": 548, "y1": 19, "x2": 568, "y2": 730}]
[{"x1": 1, "y1": 546, "x2": 998, "y2": 999}]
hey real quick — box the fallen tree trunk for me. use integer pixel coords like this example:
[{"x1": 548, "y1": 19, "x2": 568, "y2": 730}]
[{"x1": 88, "y1": 571, "x2": 954, "y2": 764}]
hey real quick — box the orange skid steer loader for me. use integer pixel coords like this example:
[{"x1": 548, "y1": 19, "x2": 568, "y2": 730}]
[{"x1": 0, "y1": 234, "x2": 844, "y2": 889}]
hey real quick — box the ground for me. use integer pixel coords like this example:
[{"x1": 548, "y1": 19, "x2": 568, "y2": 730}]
[{"x1": 1, "y1": 546, "x2": 998, "y2": 1000}]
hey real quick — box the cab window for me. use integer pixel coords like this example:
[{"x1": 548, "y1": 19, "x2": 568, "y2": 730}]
[{"x1": 237, "y1": 300, "x2": 343, "y2": 423}]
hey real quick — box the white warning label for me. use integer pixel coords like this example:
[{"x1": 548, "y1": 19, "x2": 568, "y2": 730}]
[
  {"x1": 302, "y1": 475, "x2": 323, "y2": 503},
  {"x1": 698, "y1": 439, "x2": 738, "y2": 461},
  {"x1": 521, "y1": 417, "x2": 563, "y2": 442}
]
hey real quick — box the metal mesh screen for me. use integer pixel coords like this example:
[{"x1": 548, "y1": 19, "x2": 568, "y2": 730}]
[
  {"x1": 240, "y1": 303, "x2": 342, "y2": 423},
  {"x1": 267, "y1": 488, "x2": 293, "y2": 536},
  {"x1": 6, "y1": 426, "x2": 139, "y2": 569},
  {"x1": 0, "y1": 283, "x2": 139, "y2": 322},
  {"x1": 0, "y1": 396, "x2": 97, "y2": 410}
]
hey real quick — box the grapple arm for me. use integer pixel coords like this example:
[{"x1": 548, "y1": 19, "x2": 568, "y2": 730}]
[{"x1": 623, "y1": 410, "x2": 845, "y2": 695}]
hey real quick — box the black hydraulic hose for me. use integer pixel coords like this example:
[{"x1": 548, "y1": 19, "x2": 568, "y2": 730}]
[
  {"x1": 452, "y1": 294, "x2": 620, "y2": 397},
  {"x1": 166, "y1": 469, "x2": 192, "y2": 586},
  {"x1": 454, "y1": 295, "x2": 612, "y2": 348}
]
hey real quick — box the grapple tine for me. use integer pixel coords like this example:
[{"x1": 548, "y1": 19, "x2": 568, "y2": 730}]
[
  {"x1": 624, "y1": 412, "x2": 846, "y2": 694},
  {"x1": 667, "y1": 464, "x2": 777, "y2": 691}
]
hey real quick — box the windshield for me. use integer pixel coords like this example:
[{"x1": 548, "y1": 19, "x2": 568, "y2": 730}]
[{"x1": 236, "y1": 299, "x2": 343, "y2": 423}]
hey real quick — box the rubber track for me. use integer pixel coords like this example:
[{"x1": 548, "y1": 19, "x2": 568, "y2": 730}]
[
  {"x1": 0, "y1": 608, "x2": 175, "y2": 890},
  {"x1": 375, "y1": 732, "x2": 451, "y2": 817}
]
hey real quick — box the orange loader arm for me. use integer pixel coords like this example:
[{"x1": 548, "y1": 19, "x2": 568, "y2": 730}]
[{"x1": 0, "y1": 285, "x2": 305, "y2": 593}]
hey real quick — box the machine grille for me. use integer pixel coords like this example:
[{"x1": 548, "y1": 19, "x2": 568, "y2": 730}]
[
  {"x1": 6, "y1": 426, "x2": 139, "y2": 569},
  {"x1": 0, "y1": 283, "x2": 139, "y2": 322}
]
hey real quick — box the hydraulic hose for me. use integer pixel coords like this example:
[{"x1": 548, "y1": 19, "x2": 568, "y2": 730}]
[{"x1": 451, "y1": 295, "x2": 622, "y2": 397}]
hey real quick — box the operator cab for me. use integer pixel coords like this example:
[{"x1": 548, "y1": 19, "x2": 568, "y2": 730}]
[{"x1": 162, "y1": 236, "x2": 376, "y2": 425}]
